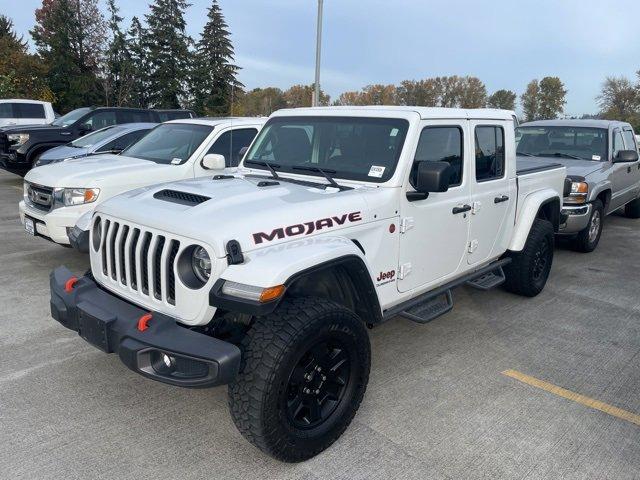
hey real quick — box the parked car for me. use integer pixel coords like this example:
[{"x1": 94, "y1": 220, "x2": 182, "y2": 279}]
[
  {"x1": 20, "y1": 117, "x2": 265, "y2": 249},
  {"x1": 516, "y1": 119, "x2": 640, "y2": 252},
  {"x1": 0, "y1": 99, "x2": 55, "y2": 127},
  {"x1": 155, "y1": 109, "x2": 196, "y2": 121},
  {"x1": 0, "y1": 106, "x2": 192, "y2": 172},
  {"x1": 49, "y1": 107, "x2": 566, "y2": 461},
  {"x1": 33, "y1": 123, "x2": 157, "y2": 167}
]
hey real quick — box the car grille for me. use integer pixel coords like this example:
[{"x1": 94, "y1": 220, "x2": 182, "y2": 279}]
[
  {"x1": 97, "y1": 218, "x2": 181, "y2": 306},
  {"x1": 25, "y1": 182, "x2": 54, "y2": 212}
]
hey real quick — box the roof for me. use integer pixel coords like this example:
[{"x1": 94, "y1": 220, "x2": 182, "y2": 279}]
[
  {"x1": 166, "y1": 117, "x2": 267, "y2": 127},
  {"x1": 108, "y1": 122, "x2": 158, "y2": 131},
  {"x1": 0, "y1": 98, "x2": 50, "y2": 105},
  {"x1": 521, "y1": 119, "x2": 632, "y2": 129},
  {"x1": 272, "y1": 106, "x2": 516, "y2": 120}
]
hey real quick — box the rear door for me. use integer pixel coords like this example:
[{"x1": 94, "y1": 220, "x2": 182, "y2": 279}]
[
  {"x1": 467, "y1": 121, "x2": 515, "y2": 264},
  {"x1": 610, "y1": 128, "x2": 635, "y2": 209},
  {"x1": 622, "y1": 128, "x2": 640, "y2": 201}
]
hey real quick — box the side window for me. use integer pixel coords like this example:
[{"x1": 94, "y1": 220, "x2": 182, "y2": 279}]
[
  {"x1": 613, "y1": 129, "x2": 625, "y2": 158},
  {"x1": 207, "y1": 128, "x2": 259, "y2": 167},
  {"x1": 83, "y1": 111, "x2": 117, "y2": 130},
  {"x1": 0, "y1": 103, "x2": 15, "y2": 118},
  {"x1": 97, "y1": 130, "x2": 149, "y2": 153},
  {"x1": 622, "y1": 130, "x2": 637, "y2": 152},
  {"x1": 17, "y1": 103, "x2": 46, "y2": 119},
  {"x1": 413, "y1": 126, "x2": 463, "y2": 187},
  {"x1": 475, "y1": 125, "x2": 505, "y2": 182},
  {"x1": 119, "y1": 110, "x2": 154, "y2": 123}
]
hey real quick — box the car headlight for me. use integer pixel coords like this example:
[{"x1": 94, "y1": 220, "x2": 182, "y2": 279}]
[
  {"x1": 564, "y1": 181, "x2": 588, "y2": 205},
  {"x1": 7, "y1": 133, "x2": 29, "y2": 147},
  {"x1": 191, "y1": 246, "x2": 212, "y2": 282},
  {"x1": 54, "y1": 188, "x2": 100, "y2": 206}
]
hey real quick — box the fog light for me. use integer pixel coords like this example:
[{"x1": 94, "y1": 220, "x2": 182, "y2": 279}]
[{"x1": 162, "y1": 354, "x2": 175, "y2": 369}]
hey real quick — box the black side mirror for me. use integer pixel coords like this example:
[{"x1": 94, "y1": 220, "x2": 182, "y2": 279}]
[
  {"x1": 78, "y1": 123, "x2": 92, "y2": 134},
  {"x1": 614, "y1": 150, "x2": 639, "y2": 163},
  {"x1": 407, "y1": 161, "x2": 452, "y2": 201}
]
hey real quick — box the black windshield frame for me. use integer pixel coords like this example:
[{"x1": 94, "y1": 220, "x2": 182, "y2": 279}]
[{"x1": 243, "y1": 116, "x2": 410, "y2": 183}]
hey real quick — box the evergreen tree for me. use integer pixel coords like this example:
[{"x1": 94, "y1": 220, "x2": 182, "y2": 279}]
[
  {"x1": 190, "y1": 0, "x2": 242, "y2": 115},
  {"x1": 145, "y1": 0, "x2": 192, "y2": 108},
  {"x1": 127, "y1": 16, "x2": 149, "y2": 108},
  {"x1": 102, "y1": 0, "x2": 132, "y2": 106}
]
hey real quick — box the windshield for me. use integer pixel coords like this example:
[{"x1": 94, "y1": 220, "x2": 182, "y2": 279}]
[
  {"x1": 121, "y1": 123, "x2": 213, "y2": 164},
  {"x1": 244, "y1": 116, "x2": 409, "y2": 183},
  {"x1": 70, "y1": 125, "x2": 124, "y2": 148},
  {"x1": 52, "y1": 107, "x2": 91, "y2": 127},
  {"x1": 516, "y1": 126, "x2": 608, "y2": 161}
]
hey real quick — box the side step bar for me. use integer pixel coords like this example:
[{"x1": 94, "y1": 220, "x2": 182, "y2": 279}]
[{"x1": 383, "y1": 258, "x2": 511, "y2": 324}]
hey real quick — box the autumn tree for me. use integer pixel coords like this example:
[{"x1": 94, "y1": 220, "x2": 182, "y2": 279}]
[
  {"x1": 487, "y1": 89, "x2": 517, "y2": 110},
  {"x1": 538, "y1": 76, "x2": 567, "y2": 119},
  {"x1": 395, "y1": 79, "x2": 441, "y2": 107},
  {"x1": 334, "y1": 90, "x2": 364, "y2": 106},
  {"x1": 597, "y1": 75, "x2": 640, "y2": 126},
  {"x1": 521, "y1": 80, "x2": 540, "y2": 121},
  {"x1": 457, "y1": 76, "x2": 487, "y2": 108},
  {"x1": 237, "y1": 87, "x2": 286, "y2": 116},
  {"x1": 283, "y1": 84, "x2": 329, "y2": 107}
]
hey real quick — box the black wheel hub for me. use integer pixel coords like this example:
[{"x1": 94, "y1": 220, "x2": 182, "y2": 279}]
[
  {"x1": 532, "y1": 239, "x2": 549, "y2": 281},
  {"x1": 285, "y1": 340, "x2": 351, "y2": 429}
]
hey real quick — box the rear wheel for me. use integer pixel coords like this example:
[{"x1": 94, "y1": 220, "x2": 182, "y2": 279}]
[
  {"x1": 572, "y1": 199, "x2": 603, "y2": 253},
  {"x1": 228, "y1": 297, "x2": 370, "y2": 462},
  {"x1": 625, "y1": 197, "x2": 640, "y2": 219},
  {"x1": 503, "y1": 218, "x2": 554, "y2": 297}
]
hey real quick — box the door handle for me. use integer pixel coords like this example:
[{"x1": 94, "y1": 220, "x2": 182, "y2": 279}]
[
  {"x1": 628, "y1": 166, "x2": 632, "y2": 173},
  {"x1": 494, "y1": 195, "x2": 509, "y2": 204},
  {"x1": 452, "y1": 204, "x2": 472, "y2": 215}
]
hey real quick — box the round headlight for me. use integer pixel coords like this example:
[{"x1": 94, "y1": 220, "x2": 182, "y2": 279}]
[
  {"x1": 92, "y1": 216, "x2": 102, "y2": 251},
  {"x1": 191, "y1": 246, "x2": 211, "y2": 283}
]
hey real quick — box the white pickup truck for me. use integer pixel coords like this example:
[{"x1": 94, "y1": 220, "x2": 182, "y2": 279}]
[
  {"x1": 49, "y1": 107, "x2": 567, "y2": 462},
  {"x1": 19, "y1": 118, "x2": 264, "y2": 249},
  {"x1": 0, "y1": 99, "x2": 55, "y2": 127}
]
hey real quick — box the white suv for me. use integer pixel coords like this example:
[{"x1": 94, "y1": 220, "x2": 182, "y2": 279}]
[{"x1": 0, "y1": 99, "x2": 55, "y2": 127}]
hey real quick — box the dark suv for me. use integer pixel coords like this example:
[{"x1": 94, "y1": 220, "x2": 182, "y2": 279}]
[{"x1": 0, "y1": 107, "x2": 192, "y2": 172}]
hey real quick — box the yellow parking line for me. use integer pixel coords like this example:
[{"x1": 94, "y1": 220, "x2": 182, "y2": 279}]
[{"x1": 502, "y1": 369, "x2": 640, "y2": 427}]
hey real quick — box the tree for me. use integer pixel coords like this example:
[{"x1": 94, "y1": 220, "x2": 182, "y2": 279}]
[
  {"x1": 395, "y1": 79, "x2": 441, "y2": 107},
  {"x1": 145, "y1": 0, "x2": 192, "y2": 108},
  {"x1": 31, "y1": 0, "x2": 106, "y2": 111},
  {"x1": 126, "y1": 16, "x2": 149, "y2": 108},
  {"x1": 487, "y1": 89, "x2": 517, "y2": 110},
  {"x1": 237, "y1": 87, "x2": 286, "y2": 116},
  {"x1": 334, "y1": 90, "x2": 364, "y2": 106},
  {"x1": 190, "y1": 0, "x2": 243, "y2": 116},
  {"x1": 283, "y1": 84, "x2": 329, "y2": 107},
  {"x1": 102, "y1": 0, "x2": 133, "y2": 106},
  {"x1": 538, "y1": 76, "x2": 567, "y2": 119},
  {"x1": 457, "y1": 76, "x2": 487, "y2": 108},
  {"x1": 597, "y1": 75, "x2": 640, "y2": 126},
  {"x1": 521, "y1": 80, "x2": 540, "y2": 122}
]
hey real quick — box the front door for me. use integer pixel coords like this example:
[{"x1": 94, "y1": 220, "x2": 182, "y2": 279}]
[
  {"x1": 398, "y1": 121, "x2": 471, "y2": 293},
  {"x1": 467, "y1": 121, "x2": 515, "y2": 265}
]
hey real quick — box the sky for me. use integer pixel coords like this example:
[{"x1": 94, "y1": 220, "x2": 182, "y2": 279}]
[{"x1": 3, "y1": 0, "x2": 640, "y2": 115}]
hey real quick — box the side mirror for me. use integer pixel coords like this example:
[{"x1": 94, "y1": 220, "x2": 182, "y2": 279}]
[
  {"x1": 614, "y1": 150, "x2": 639, "y2": 163},
  {"x1": 78, "y1": 123, "x2": 92, "y2": 134},
  {"x1": 407, "y1": 161, "x2": 451, "y2": 201},
  {"x1": 201, "y1": 153, "x2": 226, "y2": 170}
]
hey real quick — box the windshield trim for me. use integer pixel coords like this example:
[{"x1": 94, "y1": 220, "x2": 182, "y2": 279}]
[
  {"x1": 242, "y1": 115, "x2": 410, "y2": 184},
  {"x1": 516, "y1": 125, "x2": 609, "y2": 162}
]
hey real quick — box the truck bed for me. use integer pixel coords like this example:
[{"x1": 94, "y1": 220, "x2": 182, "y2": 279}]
[{"x1": 516, "y1": 156, "x2": 564, "y2": 176}]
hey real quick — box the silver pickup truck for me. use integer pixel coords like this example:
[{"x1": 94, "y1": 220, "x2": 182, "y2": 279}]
[{"x1": 516, "y1": 119, "x2": 640, "y2": 252}]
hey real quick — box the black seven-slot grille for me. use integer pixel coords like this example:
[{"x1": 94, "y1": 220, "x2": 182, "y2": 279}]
[
  {"x1": 153, "y1": 189, "x2": 211, "y2": 206},
  {"x1": 99, "y1": 219, "x2": 180, "y2": 305}
]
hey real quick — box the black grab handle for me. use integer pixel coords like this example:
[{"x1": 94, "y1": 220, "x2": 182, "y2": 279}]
[{"x1": 452, "y1": 204, "x2": 472, "y2": 214}]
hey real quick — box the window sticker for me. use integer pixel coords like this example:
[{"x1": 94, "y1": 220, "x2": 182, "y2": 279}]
[
  {"x1": 171, "y1": 158, "x2": 182, "y2": 165},
  {"x1": 390, "y1": 128, "x2": 399, "y2": 137},
  {"x1": 368, "y1": 165, "x2": 385, "y2": 178},
  {"x1": 592, "y1": 155, "x2": 601, "y2": 161}
]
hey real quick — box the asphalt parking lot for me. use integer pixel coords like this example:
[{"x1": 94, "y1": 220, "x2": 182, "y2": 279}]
[{"x1": 1, "y1": 168, "x2": 639, "y2": 479}]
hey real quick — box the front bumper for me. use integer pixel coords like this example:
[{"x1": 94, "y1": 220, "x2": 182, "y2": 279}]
[
  {"x1": 19, "y1": 200, "x2": 91, "y2": 245},
  {"x1": 50, "y1": 266, "x2": 241, "y2": 388},
  {"x1": 559, "y1": 203, "x2": 592, "y2": 235},
  {"x1": 68, "y1": 225, "x2": 89, "y2": 253},
  {"x1": 0, "y1": 150, "x2": 27, "y2": 170}
]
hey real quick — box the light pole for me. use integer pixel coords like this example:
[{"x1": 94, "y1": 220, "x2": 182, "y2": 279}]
[{"x1": 313, "y1": 0, "x2": 323, "y2": 107}]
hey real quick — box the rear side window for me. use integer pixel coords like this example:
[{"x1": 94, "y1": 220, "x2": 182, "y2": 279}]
[
  {"x1": 413, "y1": 126, "x2": 463, "y2": 187},
  {"x1": 0, "y1": 103, "x2": 14, "y2": 118},
  {"x1": 16, "y1": 103, "x2": 46, "y2": 119},
  {"x1": 207, "y1": 128, "x2": 259, "y2": 167},
  {"x1": 623, "y1": 130, "x2": 637, "y2": 152},
  {"x1": 84, "y1": 111, "x2": 117, "y2": 130},
  {"x1": 119, "y1": 110, "x2": 155, "y2": 123},
  {"x1": 475, "y1": 125, "x2": 505, "y2": 181}
]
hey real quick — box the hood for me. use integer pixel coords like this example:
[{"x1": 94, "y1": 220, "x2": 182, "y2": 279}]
[
  {"x1": 25, "y1": 154, "x2": 177, "y2": 188},
  {"x1": 517, "y1": 155, "x2": 604, "y2": 177},
  {"x1": 0, "y1": 124, "x2": 65, "y2": 134},
  {"x1": 38, "y1": 145, "x2": 89, "y2": 162},
  {"x1": 97, "y1": 175, "x2": 371, "y2": 258}
]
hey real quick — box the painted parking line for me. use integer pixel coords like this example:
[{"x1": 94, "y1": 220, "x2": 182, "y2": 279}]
[{"x1": 502, "y1": 369, "x2": 640, "y2": 427}]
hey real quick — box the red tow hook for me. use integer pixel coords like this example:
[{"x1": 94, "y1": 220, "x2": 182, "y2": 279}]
[
  {"x1": 64, "y1": 276, "x2": 78, "y2": 293},
  {"x1": 137, "y1": 313, "x2": 153, "y2": 332}
]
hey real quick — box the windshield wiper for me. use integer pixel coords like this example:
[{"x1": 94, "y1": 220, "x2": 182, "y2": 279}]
[
  {"x1": 517, "y1": 152, "x2": 536, "y2": 157},
  {"x1": 547, "y1": 152, "x2": 583, "y2": 160},
  {"x1": 291, "y1": 165, "x2": 342, "y2": 189},
  {"x1": 244, "y1": 159, "x2": 280, "y2": 179}
]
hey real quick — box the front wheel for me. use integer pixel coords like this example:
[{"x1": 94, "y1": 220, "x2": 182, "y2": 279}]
[
  {"x1": 228, "y1": 297, "x2": 371, "y2": 462},
  {"x1": 503, "y1": 218, "x2": 554, "y2": 297},
  {"x1": 571, "y1": 199, "x2": 604, "y2": 253}
]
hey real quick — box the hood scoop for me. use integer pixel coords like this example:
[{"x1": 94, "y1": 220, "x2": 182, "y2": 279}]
[{"x1": 153, "y1": 189, "x2": 211, "y2": 206}]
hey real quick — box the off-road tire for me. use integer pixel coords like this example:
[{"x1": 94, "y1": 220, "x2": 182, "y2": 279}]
[
  {"x1": 625, "y1": 197, "x2": 640, "y2": 219},
  {"x1": 228, "y1": 296, "x2": 371, "y2": 462},
  {"x1": 572, "y1": 199, "x2": 604, "y2": 253},
  {"x1": 503, "y1": 218, "x2": 554, "y2": 297}
]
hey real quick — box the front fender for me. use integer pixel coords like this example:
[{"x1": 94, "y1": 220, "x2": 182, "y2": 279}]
[{"x1": 509, "y1": 189, "x2": 560, "y2": 251}]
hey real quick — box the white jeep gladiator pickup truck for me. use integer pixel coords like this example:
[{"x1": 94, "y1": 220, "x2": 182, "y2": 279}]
[
  {"x1": 19, "y1": 117, "x2": 264, "y2": 249},
  {"x1": 49, "y1": 107, "x2": 567, "y2": 462}
]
